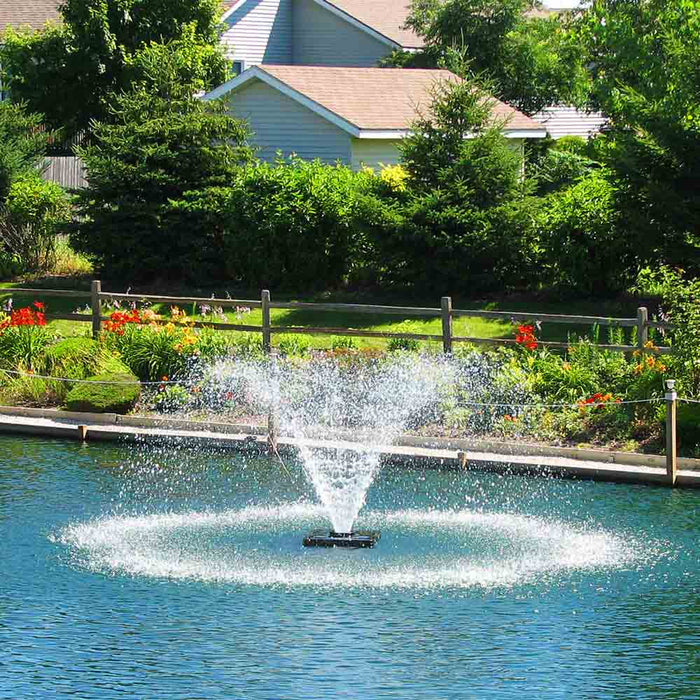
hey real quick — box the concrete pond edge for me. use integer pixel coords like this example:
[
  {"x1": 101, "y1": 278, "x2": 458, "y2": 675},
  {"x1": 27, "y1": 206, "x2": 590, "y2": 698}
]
[{"x1": 1, "y1": 404, "x2": 698, "y2": 488}]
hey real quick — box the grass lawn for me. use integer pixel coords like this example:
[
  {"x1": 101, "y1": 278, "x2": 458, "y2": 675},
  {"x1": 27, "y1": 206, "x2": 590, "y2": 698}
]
[{"x1": 0, "y1": 277, "x2": 648, "y2": 350}]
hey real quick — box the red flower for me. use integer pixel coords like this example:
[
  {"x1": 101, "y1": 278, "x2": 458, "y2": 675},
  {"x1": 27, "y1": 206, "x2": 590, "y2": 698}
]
[
  {"x1": 0, "y1": 304, "x2": 48, "y2": 329},
  {"x1": 515, "y1": 323, "x2": 538, "y2": 350},
  {"x1": 33, "y1": 301, "x2": 45, "y2": 311}
]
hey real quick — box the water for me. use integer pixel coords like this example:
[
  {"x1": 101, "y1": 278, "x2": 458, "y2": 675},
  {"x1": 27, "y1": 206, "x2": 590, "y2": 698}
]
[
  {"x1": 1, "y1": 435, "x2": 699, "y2": 698},
  {"x1": 203, "y1": 355, "x2": 455, "y2": 533}
]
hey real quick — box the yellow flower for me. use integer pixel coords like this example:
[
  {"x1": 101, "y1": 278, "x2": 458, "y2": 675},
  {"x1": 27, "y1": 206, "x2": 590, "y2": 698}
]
[{"x1": 379, "y1": 164, "x2": 409, "y2": 192}]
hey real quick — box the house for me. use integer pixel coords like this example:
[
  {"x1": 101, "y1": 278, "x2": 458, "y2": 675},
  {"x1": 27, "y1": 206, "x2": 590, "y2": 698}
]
[
  {"x1": 220, "y1": 0, "x2": 421, "y2": 72},
  {"x1": 204, "y1": 65, "x2": 547, "y2": 169},
  {"x1": 533, "y1": 105, "x2": 606, "y2": 140}
]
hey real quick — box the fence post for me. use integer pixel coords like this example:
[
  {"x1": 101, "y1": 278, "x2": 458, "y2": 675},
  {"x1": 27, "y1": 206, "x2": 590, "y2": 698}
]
[
  {"x1": 441, "y1": 296, "x2": 453, "y2": 354},
  {"x1": 637, "y1": 306, "x2": 649, "y2": 352},
  {"x1": 267, "y1": 411, "x2": 278, "y2": 456},
  {"x1": 261, "y1": 289, "x2": 271, "y2": 353},
  {"x1": 665, "y1": 379, "x2": 678, "y2": 486},
  {"x1": 91, "y1": 279, "x2": 102, "y2": 338}
]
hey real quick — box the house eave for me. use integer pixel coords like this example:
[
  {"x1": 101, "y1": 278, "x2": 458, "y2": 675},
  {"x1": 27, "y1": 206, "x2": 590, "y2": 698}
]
[{"x1": 355, "y1": 128, "x2": 549, "y2": 140}]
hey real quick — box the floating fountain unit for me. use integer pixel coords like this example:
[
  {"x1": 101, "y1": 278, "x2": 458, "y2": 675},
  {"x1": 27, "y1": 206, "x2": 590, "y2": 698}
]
[{"x1": 303, "y1": 530, "x2": 380, "y2": 549}]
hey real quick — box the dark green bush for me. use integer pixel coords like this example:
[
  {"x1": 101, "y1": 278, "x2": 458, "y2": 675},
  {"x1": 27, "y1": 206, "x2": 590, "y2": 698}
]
[
  {"x1": 71, "y1": 74, "x2": 253, "y2": 282},
  {"x1": 537, "y1": 171, "x2": 636, "y2": 295},
  {"x1": 176, "y1": 158, "x2": 377, "y2": 289},
  {"x1": 65, "y1": 372, "x2": 140, "y2": 413},
  {"x1": 677, "y1": 404, "x2": 700, "y2": 452},
  {"x1": 367, "y1": 192, "x2": 541, "y2": 294}
]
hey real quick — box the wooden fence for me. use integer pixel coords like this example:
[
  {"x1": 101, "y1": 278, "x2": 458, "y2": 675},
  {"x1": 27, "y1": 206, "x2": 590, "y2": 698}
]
[{"x1": 6, "y1": 280, "x2": 672, "y2": 355}]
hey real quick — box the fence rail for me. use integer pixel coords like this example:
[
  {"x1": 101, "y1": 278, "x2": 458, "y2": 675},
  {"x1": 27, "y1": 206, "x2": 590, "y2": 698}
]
[{"x1": 4, "y1": 281, "x2": 673, "y2": 355}]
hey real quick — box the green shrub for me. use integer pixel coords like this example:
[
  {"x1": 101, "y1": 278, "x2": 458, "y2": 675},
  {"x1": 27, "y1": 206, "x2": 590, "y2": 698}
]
[
  {"x1": 538, "y1": 171, "x2": 635, "y2": 295},
  {"x1": 152, "y1": 383, "x2": 191, "y2": 412},
  {"x1": 552, "y1": 136, "x2": 589, "y2": 157},
  {"x1": 65, "y1": 372, "x2": 140, "y2": 413},
  {"x1": 230, "y1": 332, "x2": 264, "y2": 358},
  {"x1": 677, "y1": 403, "x2": 700, "y2": 452},
  {"x1": 636, "y1": 267, "x2": 700, "y2": 396},
  {"x1": 42, "y1": 336, "x2": 124, "y2": 378},
  {"x1": 0, "y1": 101, "x2": 51, "y2": 201},
  {"x1": 0, "y1": 323, "x2": 52, "y2": 370},
  {"x1": 529, "y1": 148, "x2": 596, "y2": 195},
  {"x1": 176, "y1": 158, "x2": 378, "y2": 289},
  {"x1": 387, "y1": 322, "x2": 422, "y2": 352},
  {"x1": 71, "y1": 79, "x2": 253, "y2": 282},
  {"x1": 330, "y1": 335, "x2": 357, "y2": 350},
  {"x1": 1, "y1": 173, "x2": 71, "y2": 274},
  {"x1": 276, "y1": 334, "x2": 311, "y2": 357}
]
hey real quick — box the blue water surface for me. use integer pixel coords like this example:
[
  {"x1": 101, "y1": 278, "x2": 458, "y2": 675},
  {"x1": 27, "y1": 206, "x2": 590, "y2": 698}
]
[{"x1": 0, "y1": 435, "x2": 698, "y2": 699}]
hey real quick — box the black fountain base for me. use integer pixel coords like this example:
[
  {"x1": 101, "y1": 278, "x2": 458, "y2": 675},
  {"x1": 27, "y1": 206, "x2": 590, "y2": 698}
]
[{"x1": 303, "y1": 530, "x2": 380, "y2": 549}]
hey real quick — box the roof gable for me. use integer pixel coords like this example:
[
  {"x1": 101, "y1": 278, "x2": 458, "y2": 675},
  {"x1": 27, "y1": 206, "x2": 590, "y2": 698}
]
[
  {"x1": 317, "y1": 0, "x2": 422, "y2": 49},
  {"x1": 205, "y1": 65, "x2": 546, "y2": 138}
]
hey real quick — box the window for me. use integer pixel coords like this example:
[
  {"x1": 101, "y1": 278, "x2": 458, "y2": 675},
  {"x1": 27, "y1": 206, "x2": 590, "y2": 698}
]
[{"x1": 232, "y1": 60, "x2": 246, "y2": 77}]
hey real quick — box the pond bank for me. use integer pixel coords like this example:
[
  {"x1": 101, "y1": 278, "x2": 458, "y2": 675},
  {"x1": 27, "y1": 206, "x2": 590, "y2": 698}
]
[{"x1": 1, "y1": 405, "x2": 699, "y2": 488}]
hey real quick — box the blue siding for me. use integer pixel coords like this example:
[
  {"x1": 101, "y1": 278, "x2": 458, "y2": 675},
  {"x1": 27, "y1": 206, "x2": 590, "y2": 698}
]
[
  {"x1": 221, "y1": 0, "x2": 293, "y2": 66},
  {"x1": 228, "y1": 80, "x2": 352, "y2": 163},
  {"x1": 292, "y1": 0, "x2": 392, "y2": 66}
]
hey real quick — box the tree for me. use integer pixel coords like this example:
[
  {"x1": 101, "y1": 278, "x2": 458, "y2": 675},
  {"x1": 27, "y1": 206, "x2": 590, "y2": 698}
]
[
  {"x1": 367, "y1": 76, "x2": 540, "y2": 293},
  {"x1": 71, "y1": 58, "x2": 253, "y2": 282},
  {"x1": 400, "y1": 76, "x2": 523, "y2": 203},
  {"x1": 574, "y1": 0, "x2": 700, "y2": 268},
  {"x1": 0, "y1": 102, "x2": 51, "y2": 201},
  {"x1": 0, "y1": 0, "x2": 227, "y2": 137},
  {"x1": 388, "y1": 0, "x2": 589, "y2": 115},
  {"x1": 0, "y1": 103, "x2": 69, "y2": 276}
]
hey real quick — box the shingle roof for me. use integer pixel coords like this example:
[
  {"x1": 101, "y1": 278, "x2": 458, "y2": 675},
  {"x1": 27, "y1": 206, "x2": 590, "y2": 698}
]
[
  {"x1": 257, "y1": 65, "x2": 544, "y2": 132},
  {"x1": 0, "y1": 0, "x2": 61, "y2": 33},
  {"x1": 322, "y1": 0, "x2": 422, "y2": 48}
]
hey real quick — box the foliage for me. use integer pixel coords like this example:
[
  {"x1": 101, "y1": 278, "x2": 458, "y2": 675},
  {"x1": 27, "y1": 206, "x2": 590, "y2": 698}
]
[
  {"x1": 399, "y1": 0, "x2": 589, "y2": 114},
  {"x1": 64, "y1": 373, "x2": 141, "y2": 414},
  {"x1": 277, "y1": 334, "x2": 312, "y2": 357},
  {"x1": 153, "y1": 383, "x2": 192, "y2": 412},
  {"x1": 483, "y1": 332, "x2": 669, "y2": 448},
  {"x1": 363, "y1": 77, "x2": 540, "y2": 294},
  {"x1": 537, "y1": 170, "x2": 636, "y2": 295},
  {"x1": 176, "y1": 158, "x2": 377, "y2": 289},
  {"x1": 102, "y1": 307, "x2": 232, "y2": 381},
  {"x1": 573, "y1": 0, "x2": 700, "y2": 268},
  {"x1": 676, "y1": 403, "x2": 700, "y2": 452},
  {"x1": 0, "y1": 302, "x2": 51, "y2": 370},
  {"x1": 528, "y1": 145, "x2": 597, "y2": 195},
  {"x1": 0, "y1": 102, "x2": 69, "y2": 276},
  {"x1": 378, "y1": 164, "x2": 410, "y2": 193},
  {"x1": 42, "y1": 337, "x2": 126, "y2": 379},
  {"x1": 0, "y1": 102, "x2": 51, "y2": 201},
  {"x1": 637, "y1": 267, "x2": 700, "y2": 396},
  {"x1": 0, "y1": 174, "x2": 71, "y2": 274},
  {"x1": 71, "y1": 66, "x2": 253, "y2": 282},
  {"x1": 0, "y1": 0, "x2": 227, "y2": 136},
  {"x1": 330, "y1": 336, "x2": 358, "y2": 351},
  {"x1": 387, "y1": 322, "x2": 422, "y2": 352}
]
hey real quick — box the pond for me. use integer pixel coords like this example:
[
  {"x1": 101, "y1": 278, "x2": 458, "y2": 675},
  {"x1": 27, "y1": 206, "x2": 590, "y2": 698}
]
[{"x1": 1, "y1": 435, "x2": 698, "y2": 698}]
